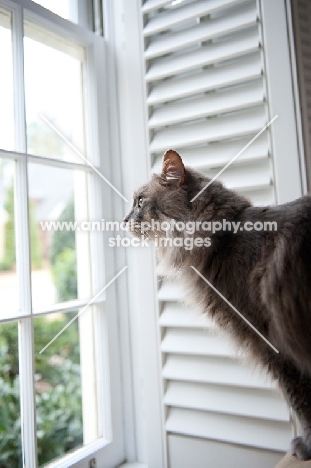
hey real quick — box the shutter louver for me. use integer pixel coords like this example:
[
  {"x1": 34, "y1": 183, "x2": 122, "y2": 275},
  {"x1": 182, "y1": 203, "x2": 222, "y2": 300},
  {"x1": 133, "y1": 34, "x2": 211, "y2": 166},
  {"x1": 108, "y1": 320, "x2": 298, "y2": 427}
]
[
  {"x1": 146, "y1": 29, "x2": 260, "y2": 81},
  {"x1": 165, "y1": 408, "x2": 291, "y2": 451},
  {"x1": 141, "y1": 0, "x2": 291, "y2": 462},
  {"x1": 164, "y1": 381, "x2": 289, "y2": 421}
]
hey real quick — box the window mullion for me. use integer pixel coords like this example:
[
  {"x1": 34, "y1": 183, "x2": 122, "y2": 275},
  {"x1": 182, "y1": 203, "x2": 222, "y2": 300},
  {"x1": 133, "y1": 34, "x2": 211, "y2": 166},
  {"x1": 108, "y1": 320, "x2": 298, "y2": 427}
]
[
  {"x1": 18, "y1": 317, "x2": 37, "y2": 468},
  {"x1": 12, "y1": 3, "x2": 38, "y2": 467}
]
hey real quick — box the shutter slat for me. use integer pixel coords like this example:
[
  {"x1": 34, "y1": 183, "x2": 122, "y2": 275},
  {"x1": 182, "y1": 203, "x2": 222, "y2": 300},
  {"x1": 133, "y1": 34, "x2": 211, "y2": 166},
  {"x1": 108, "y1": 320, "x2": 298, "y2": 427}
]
[
  {"x1": 161, "y1": 328, "x2": 235, "y2": 357},
  {"x1": 166, "y1": 407, "x2": 291, "y2": 451},
  {"x1": 208, "y1": 159, "x2": 272, "y2": 191},
  {"x1": 144, "y1": 0, "x2": 246, "y2": 36},
  {"x1": 148, "y1": 52, "x2": 263, "y2": 105},
  {"x1": 160, "y1": 304, "x2": 214, "y2": 328},
  {"x1": 152, "y1": 132, "x2": 269, "y2": 172},
  {"x1": 158, "y1": 280, "x2": 182, "y2": 301},
  {"x1": 150, "y1": 107, "x2": 267, "y2": 153},
  {"x1": 162, "y1": 355, "x2": 276, "y2": 389},
  {"x1": 146, "y1": 28, "x2": 260, "y2": 81},
  {"x1": 142, "y1": 0, "x2": 171, "y2": 14},
  {"x1": 247, "y1": 188, "x2": 275, "y2": 206},
  {"x1": 164, "y1": 381, "x2": 289, "y2": 422},
  {"x1": 149, "y1": 79, "x2": 264, "y2": 128},
  {"x1": 145, "y1": 2, "x2": 257, "y2": 59},
  {"x1": 221, "y1": 179, "x2": 271, "y2": 192}
]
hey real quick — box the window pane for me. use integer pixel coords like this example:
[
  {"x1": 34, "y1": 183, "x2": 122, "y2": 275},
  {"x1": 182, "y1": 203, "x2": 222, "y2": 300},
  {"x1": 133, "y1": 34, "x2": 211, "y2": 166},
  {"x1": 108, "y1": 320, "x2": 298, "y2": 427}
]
[
  {"x1": 31, "y1": 0, "x2": 76, "y2": 22},
  {"x1": 28, "y1": 163, "x2": 91, "y2": 310},
  {"x1": 0, "y1": 8, "x2": 14, "y2": 151},
  {"x1": 0, "y1": 159, "x2": 20, "y2": 318},
  {"x1": 24, "y1": 22, "x2": 86, "y2": 164},
  {"x1": 0, "y1": 321, "x2": 22, "y2": 468},
  {"x1": 34, "y1": 311, "x2": 83, "y2": 466}
]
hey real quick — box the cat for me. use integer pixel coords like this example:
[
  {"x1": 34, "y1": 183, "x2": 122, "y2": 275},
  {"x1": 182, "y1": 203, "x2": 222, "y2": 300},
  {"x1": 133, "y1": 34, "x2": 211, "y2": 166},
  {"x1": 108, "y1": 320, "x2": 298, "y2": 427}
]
[{"x1": 124, "y1": 149, "x2": 311, "y2": 461}]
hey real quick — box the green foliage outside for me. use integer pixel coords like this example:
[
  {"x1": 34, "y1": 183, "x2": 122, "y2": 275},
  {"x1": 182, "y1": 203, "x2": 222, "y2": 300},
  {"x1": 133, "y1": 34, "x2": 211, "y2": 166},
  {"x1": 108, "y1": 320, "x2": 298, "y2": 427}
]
[
  {"x1": 0, "y1": 378, "x2": 22, "y2": 468},
  {"x1": 52, "y1": 248, "x2": 77, "y2": 302},
  {"x1": 0, "y1": 185, "x2": 15, "y2": 272},
  {"x1": 29, "y1": 198, "x2": 42, "y2": 269},
  {"x1": 0, "y1": 315, "x2": 83, "y2": 468},
  {"x1": 0, "y1": 185, "x2": 42, "y2": 271},
  {"x1": 50, "y1": 198, "x2": 77, "y2": 303},
  {"x1": 0, "y1": 330, "x2": 20, "y2": 467},
  {"x1": 50, "y1": 199, "x2": 75, "y2": 265}
]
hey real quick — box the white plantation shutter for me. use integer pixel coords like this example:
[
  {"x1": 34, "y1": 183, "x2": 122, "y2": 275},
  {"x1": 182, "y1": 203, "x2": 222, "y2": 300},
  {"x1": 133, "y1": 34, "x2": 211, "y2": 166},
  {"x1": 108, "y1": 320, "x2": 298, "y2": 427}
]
[{"x1": 140, "y1": 0, "x2": 293, "y2": 466}]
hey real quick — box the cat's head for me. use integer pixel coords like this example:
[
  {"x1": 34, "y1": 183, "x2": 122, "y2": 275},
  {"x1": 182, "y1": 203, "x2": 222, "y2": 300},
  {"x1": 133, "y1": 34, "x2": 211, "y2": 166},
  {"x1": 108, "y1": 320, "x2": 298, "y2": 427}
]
[{"x1": 123, "y1": 149, "x2": 195, "y2": 239}]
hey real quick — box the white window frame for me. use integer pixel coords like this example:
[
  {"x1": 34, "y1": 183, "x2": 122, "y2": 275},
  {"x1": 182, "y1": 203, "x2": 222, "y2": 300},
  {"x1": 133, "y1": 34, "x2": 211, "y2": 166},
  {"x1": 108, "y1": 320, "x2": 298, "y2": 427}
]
[
  {"x1": 0, "y1": 0, "x2": 126, "y2": 467},
  {"x1": 110, "y1": 0, "x2": 167, "y2": 466}
]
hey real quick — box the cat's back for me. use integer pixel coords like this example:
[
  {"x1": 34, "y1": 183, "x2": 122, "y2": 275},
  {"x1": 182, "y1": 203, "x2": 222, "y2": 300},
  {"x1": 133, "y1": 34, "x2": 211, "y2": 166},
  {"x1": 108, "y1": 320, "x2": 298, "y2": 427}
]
[
  {"x1": 242, "y1": 194, "x2": 311, "y2": 272},
  {"x1": 246, "y1": 195, "x2": 311, "y2": 373},
  {"x1": 245, "y1": 194, "x2": 311, "y2": 227}
]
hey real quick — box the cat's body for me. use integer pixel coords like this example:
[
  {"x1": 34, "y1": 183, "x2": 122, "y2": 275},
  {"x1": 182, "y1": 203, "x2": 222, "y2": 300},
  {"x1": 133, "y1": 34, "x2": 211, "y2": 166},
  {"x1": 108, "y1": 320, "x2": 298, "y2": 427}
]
[{"x1": 124, "y1": 150, "x2": 311, "y2": 460}]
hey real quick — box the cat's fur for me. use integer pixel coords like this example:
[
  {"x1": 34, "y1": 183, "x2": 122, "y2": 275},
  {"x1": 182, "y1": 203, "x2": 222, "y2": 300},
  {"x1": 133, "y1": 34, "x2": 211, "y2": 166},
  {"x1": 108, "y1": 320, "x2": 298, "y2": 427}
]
[{"x1": 124, "y1": 149, "x2": 311, "y2": 460}]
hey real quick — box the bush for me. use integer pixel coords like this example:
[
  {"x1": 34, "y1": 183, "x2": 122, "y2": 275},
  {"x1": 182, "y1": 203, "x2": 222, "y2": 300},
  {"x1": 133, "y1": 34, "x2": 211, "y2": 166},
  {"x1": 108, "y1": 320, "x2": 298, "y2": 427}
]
[
  {"x1": 36, "y1": 359, "x2": 83, "y2": 465},
  {"x1": 0, "y1": 361, "x2": 83, "y2": 468},
  {"x1": 0, "y1": 367, "x2": 22, "y2": 468},
  {"x1": 0, "y1": 315, "x2": 83, "y2": 467}
]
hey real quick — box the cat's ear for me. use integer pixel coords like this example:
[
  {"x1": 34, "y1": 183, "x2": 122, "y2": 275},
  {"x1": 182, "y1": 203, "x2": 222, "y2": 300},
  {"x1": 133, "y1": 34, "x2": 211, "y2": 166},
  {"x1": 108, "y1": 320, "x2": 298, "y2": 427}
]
[{"x1": 161, "y1": 149, "x2": 185, "y2": 187}]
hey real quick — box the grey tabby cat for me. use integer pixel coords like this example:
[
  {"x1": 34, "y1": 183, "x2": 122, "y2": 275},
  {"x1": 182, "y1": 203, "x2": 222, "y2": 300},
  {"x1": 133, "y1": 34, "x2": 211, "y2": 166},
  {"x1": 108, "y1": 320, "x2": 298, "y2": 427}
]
[{"x1": 124, "y1": 149, "x2": 311, "y2": 460}]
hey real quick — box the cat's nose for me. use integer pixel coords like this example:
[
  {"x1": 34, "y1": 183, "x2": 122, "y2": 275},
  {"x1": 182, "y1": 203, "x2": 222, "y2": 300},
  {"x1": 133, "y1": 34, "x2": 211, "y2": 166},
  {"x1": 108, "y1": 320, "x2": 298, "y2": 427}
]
[{"x1": 123, "y1": 214, "x2": 129, "y2": 223}]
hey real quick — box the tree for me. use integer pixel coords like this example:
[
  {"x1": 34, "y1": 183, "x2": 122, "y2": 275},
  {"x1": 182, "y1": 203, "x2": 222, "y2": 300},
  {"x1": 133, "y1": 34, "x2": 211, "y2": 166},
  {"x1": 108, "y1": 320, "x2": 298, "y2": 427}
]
[
  {"x1": 29, "y1": 197, "x2": 42, "y2": 269},
  {"x1": 52, "y1": 248, "x2": 77, "y2": 302},
  {"x1": 0, "y1": 185, "x2": 15, "y2": 271},
  {"x1": 50, "y1": 198, "x2": 77, "y2": 302},
  {"x1": 0, "y1": 184, "x2": 42, "y2": 271},
  {"x1": 50, "y1": 198, "x2": 75, "y2": 264}
]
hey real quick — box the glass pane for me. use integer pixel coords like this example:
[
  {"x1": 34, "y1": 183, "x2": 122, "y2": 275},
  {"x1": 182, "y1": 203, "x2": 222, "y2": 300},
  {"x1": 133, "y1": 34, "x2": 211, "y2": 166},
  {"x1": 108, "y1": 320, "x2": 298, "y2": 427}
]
[
  {"x1": 0, "y1": 8, "x2": 14, "y2": 151},
  {"x1": 31, "y1": 0, "x2": 76, "y2": 22},
  {"x1": 0, "y1": 160, "x2": 20, "y2": 318},
  {"x1": 0, "y1": 321, "x2": 22, "y2": 468},
  {"x1": 28, "y1": 163, "x2": 91, "y2": 309},
  {"x1": 34, "y1": 311, "x2": 83, "y2": 466},
  {"x1": 24, "y1": 22, "x2": 86, "y2": 164}
]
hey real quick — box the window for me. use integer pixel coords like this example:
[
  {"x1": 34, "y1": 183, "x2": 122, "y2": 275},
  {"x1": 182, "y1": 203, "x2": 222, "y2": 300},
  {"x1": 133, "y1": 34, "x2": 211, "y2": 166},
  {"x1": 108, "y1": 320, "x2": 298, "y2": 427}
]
[{"x1": 0, "y1": 1, "x2": 124, "y2": 467}]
